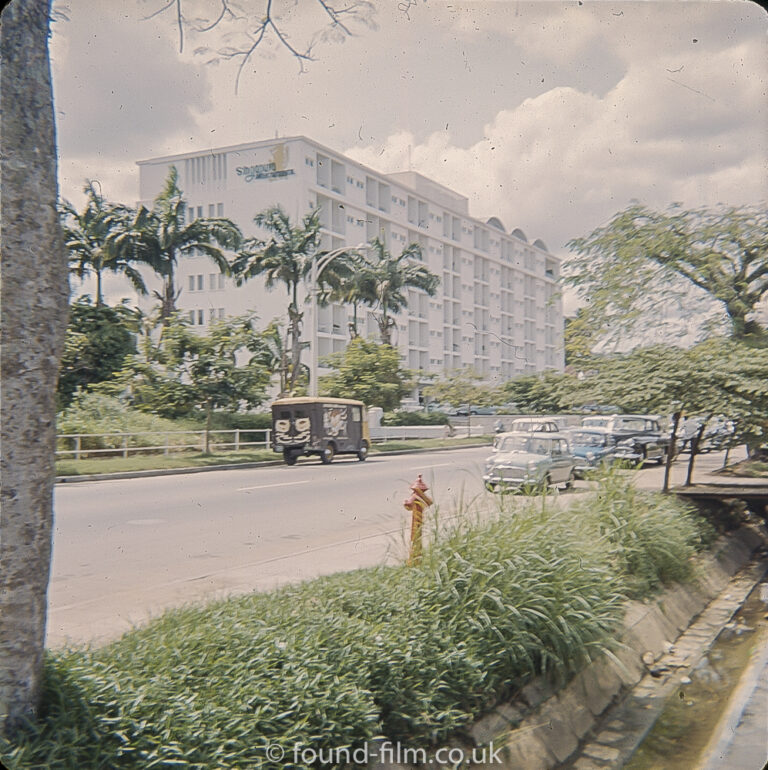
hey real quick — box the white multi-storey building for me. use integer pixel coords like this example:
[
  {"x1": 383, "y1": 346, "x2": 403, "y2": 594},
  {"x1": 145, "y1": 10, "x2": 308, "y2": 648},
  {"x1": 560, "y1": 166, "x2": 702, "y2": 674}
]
[{"x1": 137, "y1": 136, "x2": 564, "y2": 385}]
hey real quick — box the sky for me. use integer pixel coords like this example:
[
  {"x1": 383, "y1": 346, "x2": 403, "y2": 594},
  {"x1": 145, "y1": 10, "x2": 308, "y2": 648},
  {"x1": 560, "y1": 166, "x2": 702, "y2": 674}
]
[{"x1": 50, "y1": 0, "x2": 767, "y2": 314}]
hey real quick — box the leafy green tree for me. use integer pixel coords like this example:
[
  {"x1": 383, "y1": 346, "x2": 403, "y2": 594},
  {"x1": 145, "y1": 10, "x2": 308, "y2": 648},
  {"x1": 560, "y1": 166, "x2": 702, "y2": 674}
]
[
  {"x1": 499, "y1": 370, "x2": 577, "y2": 414},
  {"x1": 57, "y1": 297, "x2": 138, "y2": 408},
  {"x1": 353, "y1": 238, "x2": 440, "y2": 345},
  {"x1": 424, "y1": 367, "x2": 494, "y2": 435},
  {"x1": 61, "y1": 181, "x2": 147, "y2": 306},
  {"x1": 566, "y1": 204, "x2": 768, "y2": 347},
  {"x1": 232, "y1": 206, "x2": 356, "y2": 392},
  {"x1": 318, "y1": 337, "x2": 412, "y2": 410},
  {"x1": 99, "y1": 314, "x2": 274, "y2": 452},
  {"x1": 569, "y1": 341, "x2": 768, "y2": 490},
  {"x1": 119, "y1": 167, "x2": 241, "y2": 322}
]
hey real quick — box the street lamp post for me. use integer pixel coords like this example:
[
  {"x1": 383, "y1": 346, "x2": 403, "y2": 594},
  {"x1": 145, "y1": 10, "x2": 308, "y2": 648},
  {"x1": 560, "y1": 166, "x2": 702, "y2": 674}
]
[{"x1": 309, "y1": 243, "x2": 365, "y2": 397}]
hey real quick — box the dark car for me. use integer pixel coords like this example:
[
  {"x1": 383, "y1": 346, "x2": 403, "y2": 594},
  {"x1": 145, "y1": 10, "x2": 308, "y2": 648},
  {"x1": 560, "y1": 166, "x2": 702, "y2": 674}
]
[
  {"x1": 590, "y1": 414, "x2": 669, "y2": 465},
  {"x1": 570, "y1": 427, "x2": 617, "y2": 477},
  {"x1": 454, "y1": 404, "x2": 498, "y2": 416},
  {"x1": 271, "y1": 397, "x2": 370, "y2": 465}
]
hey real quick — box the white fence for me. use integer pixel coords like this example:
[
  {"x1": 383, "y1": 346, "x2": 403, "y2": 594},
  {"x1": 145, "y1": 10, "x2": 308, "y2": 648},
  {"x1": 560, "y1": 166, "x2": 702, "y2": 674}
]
[{"x1": 56, "y1": 429, "x2": 271, "y2": 460}]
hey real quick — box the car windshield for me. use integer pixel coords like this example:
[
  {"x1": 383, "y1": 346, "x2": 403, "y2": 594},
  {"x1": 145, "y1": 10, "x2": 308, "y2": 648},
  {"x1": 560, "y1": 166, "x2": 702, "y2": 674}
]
[
  {"x1": 497, "y1": 436, "x2": 535, "y2": 452},
  {"x1": 617, "y1": 419, "x2": 648, "y2": 431},
  {"x1": 572, "y1": 432, "x2": 606, "y2": 447},
  {"x1": 583, "y1": 417, "x2": 609, "y2": 428}
]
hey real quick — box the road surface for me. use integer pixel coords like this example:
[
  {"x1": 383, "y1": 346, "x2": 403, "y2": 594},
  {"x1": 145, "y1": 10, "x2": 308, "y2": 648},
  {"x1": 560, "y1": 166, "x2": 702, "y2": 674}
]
[{"x1": 48, "y1": 446, "x2": 745, "y2": 646}]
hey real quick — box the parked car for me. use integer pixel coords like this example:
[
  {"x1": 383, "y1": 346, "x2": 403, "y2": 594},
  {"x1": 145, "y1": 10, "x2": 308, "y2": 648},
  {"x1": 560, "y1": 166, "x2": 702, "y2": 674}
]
[
  {"x1": 509, "y1": 417, "x2": 561, "y2": 433},
  {"x1": 587, "y1": 414, "x2": 669, "y2": 465},
  {"x1": 454, "y1": 404, "x2": 499, "y2": 416},
  {"x1": 483, "y1": 431, "x2": 576, "y2": 492},
  {"x1": 271, "y1": 397, "x2": 370, "y2": 465},
  {"x1": 570, "y1": 427, "x2": 617, "y2": 477}
]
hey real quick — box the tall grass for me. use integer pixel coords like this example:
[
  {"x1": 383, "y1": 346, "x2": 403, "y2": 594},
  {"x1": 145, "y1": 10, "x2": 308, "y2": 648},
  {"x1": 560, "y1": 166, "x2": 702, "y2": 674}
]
[{"x1": 2, "y1": 473, "x2": 714, "y2": 769}]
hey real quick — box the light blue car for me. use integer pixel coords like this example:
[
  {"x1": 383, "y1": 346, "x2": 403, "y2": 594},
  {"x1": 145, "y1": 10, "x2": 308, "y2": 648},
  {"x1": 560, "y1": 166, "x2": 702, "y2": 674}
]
[{"x1": 570, "y1": 428, "x2": 616, "y2": 477}]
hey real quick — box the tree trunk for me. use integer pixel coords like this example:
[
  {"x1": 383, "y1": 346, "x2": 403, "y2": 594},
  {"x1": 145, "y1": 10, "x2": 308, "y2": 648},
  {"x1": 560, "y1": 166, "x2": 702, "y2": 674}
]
[
  {"x1": 685, "y1": 421, "x2": 709, "y2": 487},
  {"x1": 204, "y1": 400, "x2": 212, "y2": 453},
  {"x1": 663, "y1": 410, "x2": 682, "y2": 493},
  {"x1": 96, "y1": 268, "x2": 103, "y2": 306},
  {"x1": 287, "y1": 302, "x2": 303, "y2": 392},
  {"x1": 0, "y1": 0, "x2": 69, "y2": 738}
]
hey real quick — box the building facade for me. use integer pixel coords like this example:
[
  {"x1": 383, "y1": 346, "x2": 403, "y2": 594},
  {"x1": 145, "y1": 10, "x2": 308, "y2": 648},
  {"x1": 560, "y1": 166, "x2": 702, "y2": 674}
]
[{"x1": 137, "y1": 136, "x2": 564, "y2": 385}]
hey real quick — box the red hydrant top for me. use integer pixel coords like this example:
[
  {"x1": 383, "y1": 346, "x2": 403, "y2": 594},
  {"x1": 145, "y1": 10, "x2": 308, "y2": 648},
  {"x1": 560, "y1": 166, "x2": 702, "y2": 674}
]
[{"x1": 410, "y1": 474, "x2": 429, "y2": 493}]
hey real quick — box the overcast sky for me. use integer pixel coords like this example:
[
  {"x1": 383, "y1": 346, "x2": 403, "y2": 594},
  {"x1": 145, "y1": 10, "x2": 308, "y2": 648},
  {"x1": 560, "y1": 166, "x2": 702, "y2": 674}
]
[{"x1": 50, "y1": 0, "x2": 767, "y2": 311}]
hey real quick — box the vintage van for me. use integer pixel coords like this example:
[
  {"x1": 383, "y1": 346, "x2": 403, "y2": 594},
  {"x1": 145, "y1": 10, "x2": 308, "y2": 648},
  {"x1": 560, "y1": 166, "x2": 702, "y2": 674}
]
[{"x1": 271, "y1": 397, "x2": 371, "y2": 465}]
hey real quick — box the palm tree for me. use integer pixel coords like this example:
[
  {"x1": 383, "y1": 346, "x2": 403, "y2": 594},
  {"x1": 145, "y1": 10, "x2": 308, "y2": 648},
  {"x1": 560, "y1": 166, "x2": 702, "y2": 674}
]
[
  {"x1": 61, "y1": 180, "x2": 146, "y2": 305},
  {"x1": 119, "y1": 167, "x2": 242, "y2": 322},
  {"x1": 232, "y1": 206, "x2": 356, "y2": 392},
  {"x1": 360, "y1": 238, "x2": 440, "y2": 345}
]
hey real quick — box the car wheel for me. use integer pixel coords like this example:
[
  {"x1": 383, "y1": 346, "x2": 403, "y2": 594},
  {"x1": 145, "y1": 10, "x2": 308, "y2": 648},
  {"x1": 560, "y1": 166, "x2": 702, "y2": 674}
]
[
  {"x1": 357, "y1": 441, "x2": 369, "y2": 461},
  {"x1": 657, "y1": 449, "x2": 667, "y2": 465},
  {"x1": 320, "y1": 443, "x2": 335, "y2": 464},
  {"x1": 564, "y1": 470, "x2": 576, "y2": 490},
  {"x1": 283, "y1": 449, "x2": 297, "y2": 466},
  {"x1": 485, "y1": 481, "x2": 497, "y2": 493}
]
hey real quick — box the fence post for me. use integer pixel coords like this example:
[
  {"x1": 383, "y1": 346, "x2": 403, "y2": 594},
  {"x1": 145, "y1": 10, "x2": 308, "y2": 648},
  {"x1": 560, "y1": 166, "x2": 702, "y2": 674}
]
[
  {"x1": 122, "y1": 436, "x2": 128, "y2": 459},
  {"x1": 235, "y1": 428, "x2": 240, "y2": 452},
  {"x1": 74, "y1": 435, "x2": 81, "y2": 461},
  {"x1": 201, "y1": 431, "x2": 206, "y2": 453},
  {"x1": 164, "y1": 434, "x2": 170, "y2": 456},
  {"x1": 265, "y1": 429, "x2": 271, "y2": 449}
]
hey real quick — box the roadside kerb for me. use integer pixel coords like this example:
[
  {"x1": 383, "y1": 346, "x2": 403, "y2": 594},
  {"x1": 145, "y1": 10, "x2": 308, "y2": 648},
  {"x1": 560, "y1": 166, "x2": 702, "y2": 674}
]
[{"x1": 54, "y1": 442, "x2": 493, "y2": 484}]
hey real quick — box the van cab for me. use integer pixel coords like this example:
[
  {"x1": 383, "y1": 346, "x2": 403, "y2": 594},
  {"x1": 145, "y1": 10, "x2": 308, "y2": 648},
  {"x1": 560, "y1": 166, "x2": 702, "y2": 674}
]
[{"x1": 271, "y1": 397, "x2": 370, "y2": 465}]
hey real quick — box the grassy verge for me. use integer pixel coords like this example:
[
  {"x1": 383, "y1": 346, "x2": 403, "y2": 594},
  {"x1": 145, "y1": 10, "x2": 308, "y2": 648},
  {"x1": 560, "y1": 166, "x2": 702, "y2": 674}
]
[
  {"x1": 716, "y1": 456, "x2": 768, "y2": 478},
  {"x1": 1, "y1": 472, "x2": 715, "y2": 769},
  {"x1": 55, "y1": 437, "x2": 492, "y2": 476}
]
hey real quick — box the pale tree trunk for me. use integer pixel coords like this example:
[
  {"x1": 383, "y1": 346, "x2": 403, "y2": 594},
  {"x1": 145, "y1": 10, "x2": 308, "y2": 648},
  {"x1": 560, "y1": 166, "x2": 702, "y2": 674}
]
[{"x1": 0, "y1": 0, "x2": 69, "y2": 738}]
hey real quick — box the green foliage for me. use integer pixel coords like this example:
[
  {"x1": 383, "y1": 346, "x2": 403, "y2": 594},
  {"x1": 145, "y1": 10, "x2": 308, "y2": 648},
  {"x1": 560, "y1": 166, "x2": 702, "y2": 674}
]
[
  {"x1": 232, "y1": 206, "x2": 358, "y2": 392},
  {"x1": 339, "y1": 238, "x2": 440, "y2": 345},
  {"x1": 121, "y1": 167, "x2": 242, "y2": 320},
  {"x1": 423, "y1": 367, "x2": 494, "y2": 411},
  {"x1": 565, "y1": 203, "x2": 768, "y2": 347},
  {"x1": 318, "y1": 337, "x2": 411, "y2": 410},
  {"x1": 1, "y1": 475, "x2": 713, "y2": 769},
  {"x1": 97, "y1": 314, "x2": 274, "y2": 423},
  {"x1": 575, "y1": 469, "x2": 714, "y2": 597},
  {"x1": 57, "y1": 298, "x2": 138, "y2": 408},
  {"x1": 381, "y1": 410, "x2": 450, "y2": 426},
  {"x1": 56, "y1": 392, "x2": 195, "y2": 453},
  {"x1": 499, "y1": 370, "x2": 577, "y2": 414},
  {"x1": 61, "y1": 180, "x2": 149, "y2": 305}
]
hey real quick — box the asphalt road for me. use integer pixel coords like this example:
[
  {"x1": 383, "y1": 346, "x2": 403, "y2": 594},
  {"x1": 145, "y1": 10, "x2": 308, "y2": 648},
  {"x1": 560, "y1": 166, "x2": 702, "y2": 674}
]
[
  {"x1": 47, "y1": 446, "x2": 746, "y2": 647},
  {"x1": 48, "y1": 447, "x2": 496, "y2": 646}
]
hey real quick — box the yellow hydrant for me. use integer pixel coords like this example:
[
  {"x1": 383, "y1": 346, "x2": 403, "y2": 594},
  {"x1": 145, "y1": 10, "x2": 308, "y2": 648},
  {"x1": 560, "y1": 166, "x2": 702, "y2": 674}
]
[{"x1": 404, "y1": 474, "x2": 433, "y2": 565}]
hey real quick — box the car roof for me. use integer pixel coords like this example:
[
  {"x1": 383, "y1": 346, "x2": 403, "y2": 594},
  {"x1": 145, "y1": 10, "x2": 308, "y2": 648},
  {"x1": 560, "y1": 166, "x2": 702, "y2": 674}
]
[
  {"x1": 497, "y1": 430, "x2": 564, "y2": 439},
  {"x1": 572, "y1": 426, "x2": 612, "y2": 433}
]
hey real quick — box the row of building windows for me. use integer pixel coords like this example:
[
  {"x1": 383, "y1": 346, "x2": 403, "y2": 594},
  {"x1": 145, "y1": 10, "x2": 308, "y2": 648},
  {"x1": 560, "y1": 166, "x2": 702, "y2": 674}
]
[
  {"x1": 188, "y1": 273, "x2": 226, "y2": 292},
  {"x1": 187, "y1": 308, "x2": 226, "y2": 326},
  {"x1": 185, "y1": 202, "x2": 224, "y2": 223}
]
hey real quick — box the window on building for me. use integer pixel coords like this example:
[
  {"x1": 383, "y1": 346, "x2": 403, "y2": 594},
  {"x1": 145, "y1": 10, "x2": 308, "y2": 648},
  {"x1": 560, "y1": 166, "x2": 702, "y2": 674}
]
[
  {"x1": 197, "y1": 274, "x2": 204, "y2": 291},
  {"x1": 208, "y1": 204, "x2": 215, "y2": 217},
  {"x1": 217, "y1": 202, "x2": 223, "y2": 216},
  {"x1": 209, "y1": 274, "x2": 217, "y2": 290},
  {"x1": 197, "y1": 309, "x2": 204, "y2": 325},
  {"x1": 188, "y1": 310, "x2": 195, "y2": 324},
  {"x1": 218, "y1": 274, "x2": 225, "y2": 290},
  {"x1": 197, "y1": 206, "x2": 203, "y2": 219},
  {"x1": 218, "y1": 308, "x2": 225, "y2": 319},
  {"x1": 189, "y1": 275, "x2": 195, "y2": 292},
  {"x1": 209, "y1": 308, "x2": 216, "y2": 322}
]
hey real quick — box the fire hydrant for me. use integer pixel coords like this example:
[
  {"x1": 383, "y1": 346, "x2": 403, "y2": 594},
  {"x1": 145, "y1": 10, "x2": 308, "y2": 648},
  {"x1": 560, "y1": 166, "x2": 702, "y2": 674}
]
[{"x1": 404, "y1": 474, "x2": 433, "y2": 565}]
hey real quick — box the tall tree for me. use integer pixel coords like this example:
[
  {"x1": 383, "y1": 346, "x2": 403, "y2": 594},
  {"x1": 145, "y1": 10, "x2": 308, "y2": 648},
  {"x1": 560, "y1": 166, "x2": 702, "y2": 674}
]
[
  {"x1": 565, "y1": 204, "x2": 768, "y2": 347},
  {"x1": 319, "y1": 337, "x2": 412, "y2": 410},
  {"x1": 359, "y1": 238, "x2": 440, "y2": 345},
  {"x1": 57, "y1": 297, "x2": 138, "y2": 408},
  {"x1": 0, "y1": 0, "x2": 69, "y2": 738},
  {"x1": 232, "y1": 206, "x2": 356, "y2": 392},
  {"x1": 61, "y1": 181, "x2": 146, "y2": 306},
  {"x1": 120, "y1": 167, "x2": 241, "y2": 321}
]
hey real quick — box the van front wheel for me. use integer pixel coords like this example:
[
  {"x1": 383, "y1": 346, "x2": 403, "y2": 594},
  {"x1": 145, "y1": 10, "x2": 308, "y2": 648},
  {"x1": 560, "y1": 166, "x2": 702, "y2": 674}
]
[
  {"x1": 357, "y1": 441, "x2": 369, "y2": 461},
  {"x1": 321, "y1": 443, "x2": 335, "y2": 464}
]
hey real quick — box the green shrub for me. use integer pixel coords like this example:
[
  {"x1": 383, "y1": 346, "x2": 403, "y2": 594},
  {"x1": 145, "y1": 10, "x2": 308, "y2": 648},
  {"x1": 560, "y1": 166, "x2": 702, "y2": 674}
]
[
  {"x1": 2, "y1": 474, "x2": 716, "y2": 769},
  {"x1": 573, "y1": 469, "x2": 715, "y2": 597},
  {"x1": 57, "y1": 392, "x2": 198, "y2": 453},
  {"x1": 381, "y1": 410, "x2": 450, "y2": 426}
]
